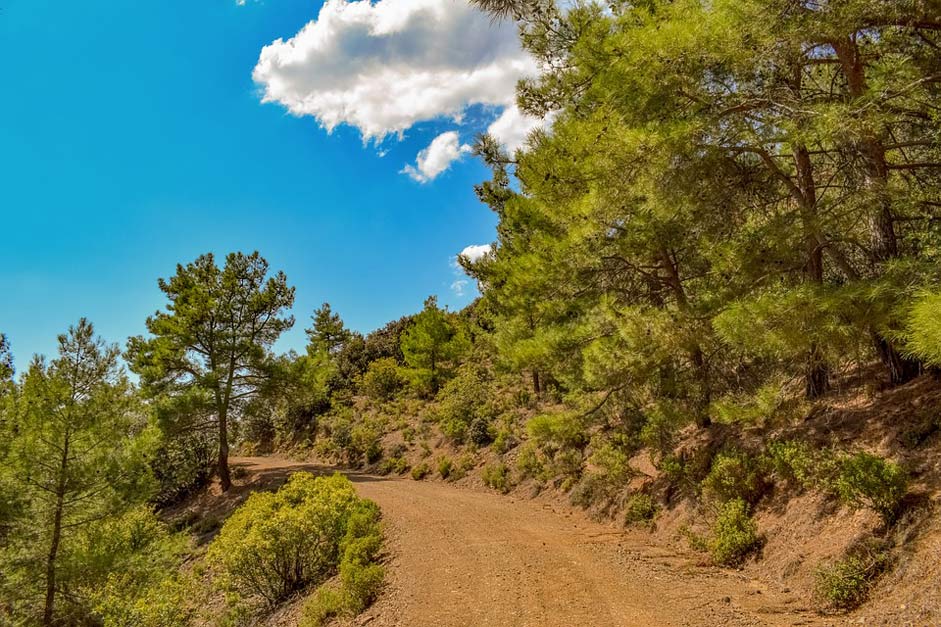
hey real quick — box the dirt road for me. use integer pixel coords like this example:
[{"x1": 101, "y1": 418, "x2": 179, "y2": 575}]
[{"x1": 231, "y1": 457, "x2": 835, "y2": 627}]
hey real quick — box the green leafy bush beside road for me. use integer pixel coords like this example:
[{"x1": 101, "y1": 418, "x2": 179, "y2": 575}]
[{"x1": 208, "y1": 472, "x2": 382, "y2": 607}]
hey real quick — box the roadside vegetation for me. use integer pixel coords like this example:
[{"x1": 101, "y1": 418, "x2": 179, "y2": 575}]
[{"x1": 4, "y1": 0, "x2": 941, "y2": 622}]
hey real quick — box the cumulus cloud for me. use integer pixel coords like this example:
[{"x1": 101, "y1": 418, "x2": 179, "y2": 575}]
[
  {"x1": 253, "y1": 0, "x2": 539, "y2": 141},
  {"x1": 253, "y1": 0, "x2": 553, "y2": 162},
  {"x1": 458, "y1": 243, "x2": 492, "y2": 263},
  {"x1": 486, "y1": 104, "x2": 550, "y2": 153},
  {"x1": 402, "y1": 131, "x2": 472, "y2": 182}
]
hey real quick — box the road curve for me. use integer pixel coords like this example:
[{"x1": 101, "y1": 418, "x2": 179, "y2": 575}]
[{"x1": 230, "y1": 457, "x2": 831, "y2": 627}]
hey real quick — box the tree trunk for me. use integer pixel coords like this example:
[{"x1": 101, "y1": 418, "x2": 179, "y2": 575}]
[
  {"x1": 690, "y1": 346, "x2": 711, "y2": 428},
  {"x1": 874, "y1": 333, "x2": 921, "y2": 386},
  {"x1": 43, "y1": 437, "x2": 69, "y2": 626},
  {"x1": 832, "y1": 36, "x2": 920, "y2": 386},
  {"x1": 793, "y1": 141, "x2": 831, "y2": 399},
  {"x1": 218, "y1": 410, "x2": 231, "y2": 492},
  {"x1": 532, "y1": 370, "x2": 541, "y2": 395},
  {"x1": 658, "y1": 248, "x2": 710, "y2": 427}
]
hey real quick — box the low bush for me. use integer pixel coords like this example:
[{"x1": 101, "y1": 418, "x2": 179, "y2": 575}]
[
  {"x1": 207, "y1": 472, "x2": 381, "y2": 606},
  {"x1": 710, "y1": 498, "x2": 760, "y2": 566},
  {"x1": 435, "y1": 365, "x2": 489, "y2": 443},
  {"x1": 300, "y1": 554, "x2": 384, "y2": 627},
  {"x1": 832, "y1": 452, "x2": 908, "y2": 523},
  {"x1": 448, "y1": 454, "x2": 477, "y2": 481},
  {"x1": 702, "y1": 450, "x2": 769, "y2": 506},
  {"x1": 94, "y1": 574, "x2": 195, "y2": 627},
  {"x1": 765, "y1": 439, "x2": 818, "y2": 489},
  {"x1": 516, "y1": 442, "x2": 545, "y2": 480},
  {"x1": 410, "y1": 462, "x2": 430, "y2": 480},
  {"x1": 150, "y1": 430, "x2": 216, "y2": 506},
  {"x1": 527, "y1": 412, "x2": 587, "y2": 453},
  {"x1": 300, "y1": 585, "x2": 344, "y2": 627},
  {"x1": 361, "y1": 357, "x2": 407, "y2": 401},
  {"x1": 638, "y1": 403, "x2": 688, "y2": 458},
  {"x1": 346, "y1": 420, "x2": 383, "y2": 467},
  {"x1": 623, "y1": 494, "x2": 658, "y2": 527},
  {"x1": 377, "y1": 456, "x2": 409, "y2": 476},
  {"x1": 814, "y1": 545, "x2": 888, "y2": 610},
  {"x1": 437, "y1": 456, "x2": 453, "y2": 479},
  {"x1": 568, "y1": 473, "x2": 608, "y2": 509},
  {"x1": 482, "y1": 462, "x2": 512, "y2": 494},
  {"x1": 492, "y1": 426, "x2": 517, "y2": 454},
  {"x1": 86, "y1": 508, "x2": 193, "y2": 627},
  {"x1": 468, "y1": 416, "x2": 494, "y2": 447},
  {"x1": 589, "y1": 436, "x2": 636, "y2": 482}
]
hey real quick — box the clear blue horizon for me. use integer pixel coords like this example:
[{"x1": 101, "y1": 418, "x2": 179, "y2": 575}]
[{"x1": 0, "y1": 0, "x2": 513, "y2": 371}]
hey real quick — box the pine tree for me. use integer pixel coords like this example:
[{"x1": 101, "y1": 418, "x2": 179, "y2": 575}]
[
  {"x1": 127, "y1": 251, "x2": 294, "y2": 491},
  {"x1": 4, "y1": 319, "x2": 154, "y2": 624},
  {"x1": 401, "y1": 296, "x2": 468, "y2": 394},
  {"x1": 306, "y1": 302, "x2": 353, "y2": 356}
]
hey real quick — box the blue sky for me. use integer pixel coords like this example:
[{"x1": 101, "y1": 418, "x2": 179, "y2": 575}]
[{"x1": 0, "y1": 0, "x2": 540, "y2": 370}]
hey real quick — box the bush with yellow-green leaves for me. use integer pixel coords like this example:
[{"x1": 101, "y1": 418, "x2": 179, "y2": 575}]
[{"x1": 207, "y1": 472, "x2": 382, "y2": 608}]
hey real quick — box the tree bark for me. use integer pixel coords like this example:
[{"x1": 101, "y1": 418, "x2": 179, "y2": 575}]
[
  {"x1": 218, "y1": 409, "x2": 231, "y2": 492},
  {"x1": 43, "y1": 436, "x2": 69, "y2": 626},
  {"x1": 658, "y1": 248, "x2": 710, "y2": 427},
  {"x1": 793, "y1": 141, "x2": 831, "y2": 399},
  {"x1": 832, "y1": 36, "x2": 920, "y2": 386}
]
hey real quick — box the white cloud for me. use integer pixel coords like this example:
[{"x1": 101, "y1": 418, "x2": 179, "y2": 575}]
[
  {"x1": 401, "y1": 131, "x2": 471, "y2": 182},
  {"x1": 487, "y1": 103, "x2": 551, "y2": 153},
  {"x1": 252, "y1": 0, "x2": 546, "y2": 151},
  {"x1": 458, "y1": 243, "x2": 491, "y2": 263},
  {"x1": 450, "y1": 279, "x2": 469, "y2": 296}
]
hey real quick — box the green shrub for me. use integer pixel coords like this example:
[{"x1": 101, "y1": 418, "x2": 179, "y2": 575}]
[
  {"x1": 588, "y1": 436, "x2": 636, "y2": 483},
  {"x1": 482, "y1": 463, "x2": 512, "y2": 494},
  {"x1": 492, "y1": 427, "x2": 517, "y2": 454},
  {"x1": 87, "y1": 508, "x2": 193, "y2": 627},
  {"x1": 349, "y1": 421, "x2": 383, "y2": 466},
  {"x1": 435, "y1": 365, "x2": 488, "y2": 443},
  {"x1": 710, "y1": 498, "x2": 760, "y2": 566},
  {"x1": 207, "y1": 472, "x2": 380, "y2": 605},
  {"x1": 468, "y1": 416, "x2": 494, "y2": 447},
  {"x1": 527, "y1": 412, "x2": 586, "y2": 453},
  {"x1": 361, "y1": 357, "x2": 406, "y2": 401},
  {"x1": 903, "y1": 290, "x2": 941, "y2": 367},
  {"x1": 410, "y1": 462, "x2": 430, "y2": 480},
  {"x1": 150, "y1": 430, "x2": 216, "y2": 506},
  {"x1": 623, "y1": 494, "x2": 658, "y2": 527},
  {"x1": 680, "y1": 525, "x2": 709, "y2": 552},
  {"x1": 658, "y1": 454, "x2": 686, "y2": 484},
  {"x1": 448, "y1": 453, "x2": 476, "y2": 481},
  {"x1": 94, "y1": 574, "x2": 195, "y2": 627},
  {"x1": 710, "y1": 380, "x2": 792, "y2": 425},
  {"x1": 377, "y1": 456, "x2": 409, "y2": 476},
  {"x1": 300, "y1": 562, "x2": 384, "y2": 627},
  {"x1": 270, "y1": 496, "x2": 385, "y2": 625},
  {"x1": 638, "y1": 403, "x2": 688, "y2": 457},
  {"x1": 702, "y1": 450, "x2": 768, "y2": 506},
  {"x1": 814, "y1": 549, "x2": 888, "y2": 610},
  {"x1": 765, "y1": 439, "x2": 818, "y2": 489},
  {"x1": 832, "y1": 452, "x2": 907, "y2": 523},
  {"x1": 516, "y1": 442, "x2": 545, "y2": 479},
  {"x1": 300, "y1": 585, "x2": 344, "y2": 627},
  {"x1": 568, "y1": 473, "x2": 608, "y2": 508},
  {"x1": 338, "y1": 561, "x2": 384, "y2": 613},
  {"x1": 437, "y1": 456, "x2": 453, "y2": 479}
]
